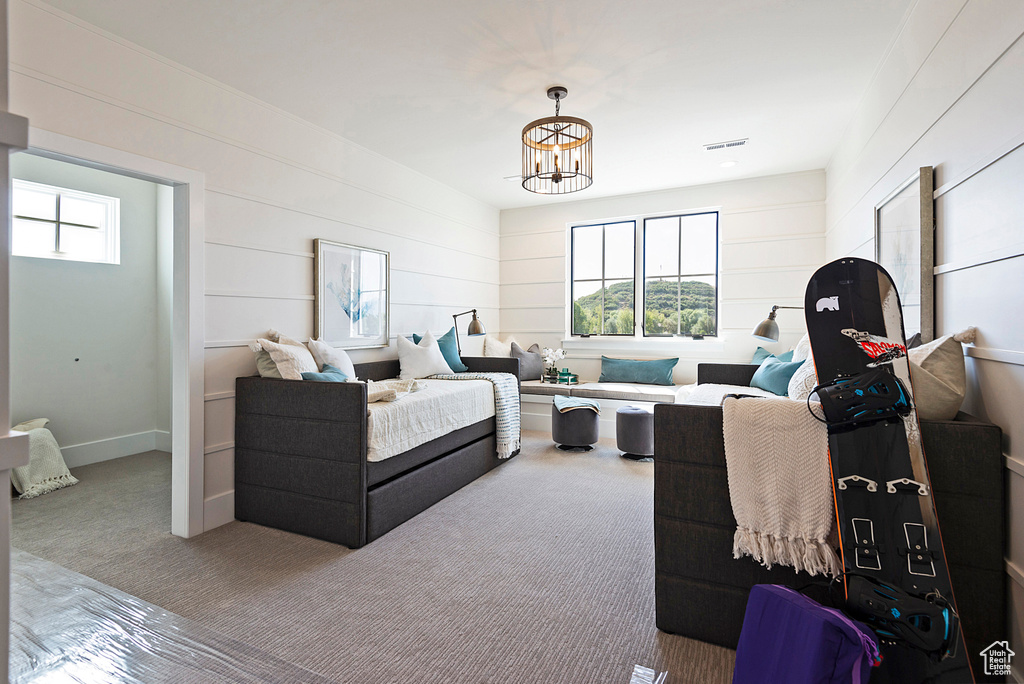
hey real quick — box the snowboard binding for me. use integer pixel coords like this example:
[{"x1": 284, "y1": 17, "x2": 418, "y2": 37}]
[
  {"x1": 810, "y1": 368, "x2": 912, "y2": 429},
  {"x1": 843, "y1": 575, "x2": 960, "y2": 661}
]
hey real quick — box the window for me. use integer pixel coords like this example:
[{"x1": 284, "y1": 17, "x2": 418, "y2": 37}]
[
  {"x1": 571, "y1": 220, "x2": 636, "y2": 335},
  {"x1": 569, "y1": 211, "x2": 718, "y2": 338},
  {"x1": 12, "y1": 179, "x2": 120, "y2": 264},
  {"x1": 643, "y1": 212, "x2": 718, "y2": 337}
]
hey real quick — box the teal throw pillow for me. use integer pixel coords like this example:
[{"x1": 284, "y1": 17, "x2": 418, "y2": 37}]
[
  {"x1": 750, "y1": 347, "x2": 794, "y2": 364},
  {"x1": 598, "y1": 356, "x2": 678, "y2": 385},
  {"x1": 301, "y1": 363, "x2": 349, "y2": 382},
  {"x1": 750, "y1": 356, "x2": 803, "y2": 396},
  {"x1": 413, "y1": 327, "x2": 468, "y2": 373}
]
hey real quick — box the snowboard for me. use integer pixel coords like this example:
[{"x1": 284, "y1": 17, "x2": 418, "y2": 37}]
[{"x1": 804, "y1": 257, "x2": 973, "y2": 683}]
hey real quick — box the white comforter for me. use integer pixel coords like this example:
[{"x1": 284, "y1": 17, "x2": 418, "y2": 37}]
[{"x1": 366, "y1": 378, "x2": 495, "y2": 462}]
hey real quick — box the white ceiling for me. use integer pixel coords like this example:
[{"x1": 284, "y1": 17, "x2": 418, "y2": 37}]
[{"x1": 38, "y1": 0, "x2": 913, "y2": 210}]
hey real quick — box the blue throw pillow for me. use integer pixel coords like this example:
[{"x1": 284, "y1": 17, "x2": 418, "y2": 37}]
[
  {"x1": 750, "y1": 356, "x2": 803, "y2": 396},
  {"x1": 301, "y1": 363, "x2": 349, "y2": 382},
  {"x1": 413, "y1": 327, "x2": 468, "y2": 372},
  {"x1": 598, "y1": 356, "x2": 678, "y2": 385},
  {"x1": 750, "y1": 347, "x2": 794, "y2": 364}
]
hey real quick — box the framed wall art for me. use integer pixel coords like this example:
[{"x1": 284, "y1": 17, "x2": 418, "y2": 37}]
[
  {"x1": 314, "y1": 239, "x2": 389, "y2": 349},
  {"x1": 875, "y1": 166, "x2": 934, "y2": 342}
]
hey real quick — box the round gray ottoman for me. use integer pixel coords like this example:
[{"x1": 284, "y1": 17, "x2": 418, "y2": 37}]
[
  {"x1": 551, "y1": 404, "x2": 600, "y2": 451},
  {"x1": 616, "y1": 405, "x2": 655, "y2": 460}
]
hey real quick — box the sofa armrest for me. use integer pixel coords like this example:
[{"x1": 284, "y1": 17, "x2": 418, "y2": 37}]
[
  {"x1": 462, "y1": 356, "x2": 521, "y2": 383},
  {"x1": 696, "y1": 363, "x2": 757, "y2": 386}
]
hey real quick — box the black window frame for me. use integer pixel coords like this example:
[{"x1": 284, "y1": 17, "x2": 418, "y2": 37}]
[
  {"x1": 641, "y1": 211, "x2": 719, "y2": 338},
  {"x1": 569, "y1": 220, "x2": 637, "y2": 337}
]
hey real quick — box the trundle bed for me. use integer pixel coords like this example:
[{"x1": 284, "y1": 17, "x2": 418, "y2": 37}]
[{"x1": 234, "y1": 356, "x2": 520, "y2": 548}]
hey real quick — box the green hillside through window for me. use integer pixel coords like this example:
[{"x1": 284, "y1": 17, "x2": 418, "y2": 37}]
[{"x1": 572, "y1": 279, "x2": 716, "y2": 336}]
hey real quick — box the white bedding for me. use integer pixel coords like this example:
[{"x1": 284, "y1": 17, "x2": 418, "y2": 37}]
[
  {"x1": 675, "y1": 382, "x2": 780, "y2": 406},
  {"x1": 366, "y1": 378, "x2": 495, "y2": 462}
]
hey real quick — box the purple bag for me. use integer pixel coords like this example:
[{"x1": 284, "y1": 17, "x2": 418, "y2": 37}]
[{"x1": 733, "y1": 584, "x2": 880, "y2": 684}]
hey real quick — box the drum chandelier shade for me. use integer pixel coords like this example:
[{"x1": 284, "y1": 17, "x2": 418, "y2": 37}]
[{"x1": 522, "y1": 86, "x2": 593, "y2": 195}]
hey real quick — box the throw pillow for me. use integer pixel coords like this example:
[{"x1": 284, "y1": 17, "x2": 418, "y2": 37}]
[
  {"x1": 907, "y1": 329, "x2": 973, "y2": 420},
  {"x1": 397, "y1": 331, "x2": 454, "y2": 380},
  {"x1": 301, "y1": 363, "x2": 349, "y2": 382},
  {"x1": 787, "y1": 356, "x2": 819, "y2": 401},
  {"x1": 253, "y1": 330, "x2": 307, "y2": 379},
  {"x1": 511, "y1": 342, "x2": 543, "y2": 380},
  {"x1": 751, "y1": 347, "x2": 793, "y2": 364},
  {"x1": 483, "y1": 335, "x2": 516, "y2": 357},
  {"x1": 792, "y1": 333, "x2": 811, "y2": 362},
  {"x1": 598, "y1": 356, "x2": 678, "y2": 386},
  {"x1": 12, "y1": 418, "x2": 49, "y2": 432},
  {"x1": 413, "y1": 327, "x2": 468, "y2": 373},
  {"x1": 307, "y1": 338, "x2": 358, "y2": 379},
  {"x1": 751, "y1": 355, "x2": 804, "y2": 396},
  {"x1": 249, "y1": 338, "x2": 319, "y2": 380}
]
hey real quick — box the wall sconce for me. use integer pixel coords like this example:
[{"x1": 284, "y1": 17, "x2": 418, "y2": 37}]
[
  {"x1": 452, "y1": 309, "x2": 486, "y2": 353},
  {"x1": 751, "y1": 305, "x2": 802, "y2": 342}
]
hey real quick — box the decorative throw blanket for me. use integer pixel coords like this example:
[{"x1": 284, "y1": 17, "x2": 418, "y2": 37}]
[
  {"x1": 552, "y1": 395, "x2": 600, "y2": 413},
  {"x1": 366, "y1": 378, "x2": 426, "y2": 403},
  {"x1": 10, "y1": 428, "x2": 79, "y2": 499},
  {"x1": 429, "y1": 372, "x2": 521, "y2": 458},
  {"x1": 722, "y1": 395, "x2": 840, "y2": 577}
]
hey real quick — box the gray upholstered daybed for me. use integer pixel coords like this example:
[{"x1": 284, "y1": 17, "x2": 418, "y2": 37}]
[{"x1": 234, "y1": 356, "x2": 520, "y2": 548}]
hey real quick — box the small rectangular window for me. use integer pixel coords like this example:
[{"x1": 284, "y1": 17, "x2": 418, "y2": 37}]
[{"x1": 12, "y1": 179, "x2": 120, "y2": 264}]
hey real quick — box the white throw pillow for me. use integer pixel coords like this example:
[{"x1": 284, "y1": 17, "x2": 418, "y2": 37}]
[
  {"x1": 907, "y1": 331, "x2": 971, "y2": 420},
  {"x1": 787, "y1": 356, "x2": 818, "y2": 401},
  {"x1": 12, "y1": 418, "x2": 49, "y2": 432},
  {"x1": 397, "y1": 332, "x2": 454, "y2": 380},
  {"x1": 483, "y1": 335, "x2": 516, "y2": 357},
  {"x1": 791, "y1": 333, "x2": 811, "y2": 363},
  {"x1": 307, "y1": 338, "x2": 357, "y2": 379},
  {"x1": 249, "y1": 338, "x2": 319, "y2": 380},
  {"x1": 252, "y1": 330, "x2": 308, "y2": 378}
]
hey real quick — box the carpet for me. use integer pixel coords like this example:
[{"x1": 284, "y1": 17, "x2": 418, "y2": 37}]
[{"x1": 11, "y1": 434, "x2": 736, "y2": 683}]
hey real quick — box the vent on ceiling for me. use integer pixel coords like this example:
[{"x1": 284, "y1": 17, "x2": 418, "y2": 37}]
[{"x1": 703, "y1": 138, "x2": 748, "y2": 152}]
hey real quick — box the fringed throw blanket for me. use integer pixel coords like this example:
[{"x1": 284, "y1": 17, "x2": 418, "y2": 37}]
[
  {"x1": 722, "y1": 395, "x2": 840, "y2": 577},
  {"x1": 366, "y1": 378, "x2": 426, "y2": 403},
  {"x1": 429, "y1": 372, "x2": 521, "y2": 459},
  {"x1": 11, "y1": 428, "x2": 79, "y2": 499}
]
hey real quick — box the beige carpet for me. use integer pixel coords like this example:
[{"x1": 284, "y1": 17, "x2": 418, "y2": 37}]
[{"x1": 11, "y1": 433, "x2": 736, "y2": 683}]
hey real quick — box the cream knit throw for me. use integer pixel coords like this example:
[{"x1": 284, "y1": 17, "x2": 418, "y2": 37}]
[
  {"x1": 10, "y1": 428, "x2": 79, "y2": 499},
  {"x1": 723, "y1": 395, "x2": 840, "y2": 577},
  {"x1": 366, "y1": 378, "x2": 426, "y2": 403}
]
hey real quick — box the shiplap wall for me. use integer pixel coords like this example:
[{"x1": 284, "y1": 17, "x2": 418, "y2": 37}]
[
  {"x1": 499, "y1": 171, "x2": 826, "y2": 384},
  {"x1": 823, "y1": 0, "x2": 1024, "y2": 672},
  {"x1": 9, "y1": 0, "x2": 499, "y2": 531}
]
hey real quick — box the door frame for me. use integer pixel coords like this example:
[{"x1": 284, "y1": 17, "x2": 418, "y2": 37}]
[{"x1": 24, "y1": 128, "x2": 205, "y2": 537}]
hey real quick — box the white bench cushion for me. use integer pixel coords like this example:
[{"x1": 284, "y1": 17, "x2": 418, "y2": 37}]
[{"x1": 569, "y1": 382, "x2": 682, "y2": 403}]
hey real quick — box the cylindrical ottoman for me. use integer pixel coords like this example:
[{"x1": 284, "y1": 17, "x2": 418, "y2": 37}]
[
  {"x1": 551, "y1": 404, "x2": 600, "y2": 451},
  {"x1": 616, "y1": 405, "x2": 655, "y2": 460}
]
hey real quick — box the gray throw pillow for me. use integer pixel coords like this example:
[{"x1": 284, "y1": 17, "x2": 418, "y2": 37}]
[{"x1": 511, "y1": 342, "x2": 543, "y2": 381}]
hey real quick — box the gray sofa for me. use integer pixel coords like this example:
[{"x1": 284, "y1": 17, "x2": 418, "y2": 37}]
[
  {"x1": 235, "y1": 356, "x2": 520, "y2": 548},
  {"x1": 654, "y1": 362, "x2": 1004, "y2": 681}
]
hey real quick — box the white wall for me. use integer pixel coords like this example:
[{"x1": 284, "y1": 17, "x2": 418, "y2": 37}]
[
  {"x1": 499, "y1": 170, "x2": 826, "y2": 383},
  {"x1": 8, "y1": 0, "x2": 499, "y2": 530},
  {"x1": 9, "y1": 152, "x2": 170, "y2": 467},
  {"x1": 823, "y1": 0, "x2": 1024, "y2": 671}
]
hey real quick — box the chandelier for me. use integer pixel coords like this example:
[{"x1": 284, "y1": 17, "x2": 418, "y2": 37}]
[{"x1": 522, "y1": 86, "x2": 593, "y2": 194}]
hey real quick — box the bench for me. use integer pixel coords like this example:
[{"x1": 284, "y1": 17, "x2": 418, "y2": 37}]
[{"x1": 520, "y1": 379, "x2": 686, "y2": 439}]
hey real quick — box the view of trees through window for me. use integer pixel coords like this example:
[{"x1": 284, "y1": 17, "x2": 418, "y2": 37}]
[{"x1": 570, "y1": 212, "x2": 718, "y2": 337}]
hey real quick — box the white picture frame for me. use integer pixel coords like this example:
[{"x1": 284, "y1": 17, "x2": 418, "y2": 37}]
[
  {"x1": 874, "y1": 166, "x2": 934, "y2": 343},
  {"x1": 314, "y1": 239, "x2": 389, "y2": 349}
]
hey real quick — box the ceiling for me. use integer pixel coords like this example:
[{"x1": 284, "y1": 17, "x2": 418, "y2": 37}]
[{"x1": 38, "y1": 0, "x2": 913, "y2": 210}]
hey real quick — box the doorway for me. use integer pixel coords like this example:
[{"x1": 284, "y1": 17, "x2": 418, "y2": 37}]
[{"x1": 11, "y1": 130, "x2": 205, "y2": 538}]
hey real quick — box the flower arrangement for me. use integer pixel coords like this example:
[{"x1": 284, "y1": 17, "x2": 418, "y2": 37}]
[{"x1": 541, "y1": 347, "x2": 565, "y2": 382}]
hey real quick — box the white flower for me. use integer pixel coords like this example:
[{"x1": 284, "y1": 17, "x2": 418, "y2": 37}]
[{"x1": 541, "y1": 347, "x2": 565, "y2": 366}]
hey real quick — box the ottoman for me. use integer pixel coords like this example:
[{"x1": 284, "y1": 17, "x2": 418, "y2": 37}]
[
  {"x1": 616, "y1": 405, "x2": 654, "y2": 459},
  {"x1": 551, "y1": 403, "x2": 600, "y2": 451}
]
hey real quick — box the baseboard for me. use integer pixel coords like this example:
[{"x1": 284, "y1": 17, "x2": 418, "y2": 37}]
[
  {"x1": 204, "y1": 490, "x2": 235, "y2": 532},
  {"x1": 61, "y1": 430, "x2": 168, "y2": 469},
  {"x1": 154, "y1": 430, "x2": 171, "y2": 452}
]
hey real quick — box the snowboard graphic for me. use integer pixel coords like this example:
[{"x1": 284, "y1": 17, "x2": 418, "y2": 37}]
[{"x1": 805, "y1": 258, "x2": 973, "y2": 683}]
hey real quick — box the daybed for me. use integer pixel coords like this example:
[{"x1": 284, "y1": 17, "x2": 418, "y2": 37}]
[
  {"x1": 653, "y1": 362, "x2": 1004, "y2": 680},
  {"x1": 235, "y1": 356, "x2": 520, "y2": 548}
]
